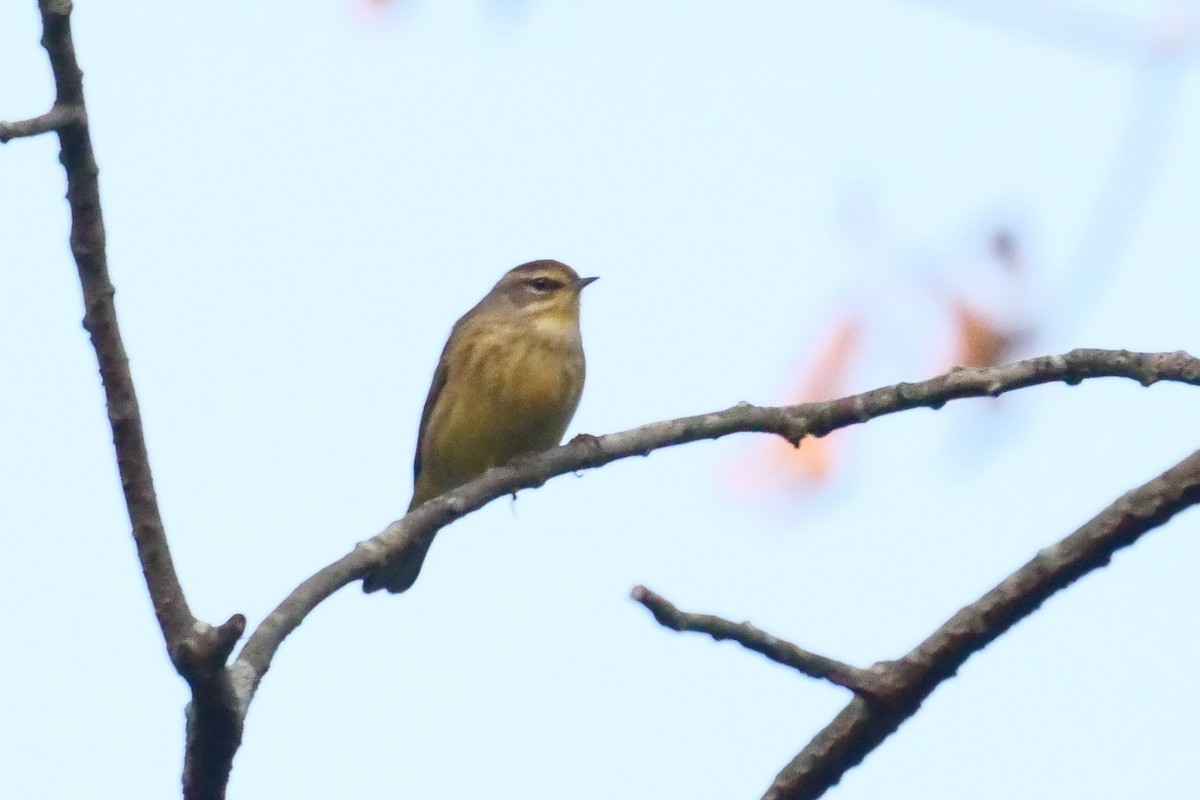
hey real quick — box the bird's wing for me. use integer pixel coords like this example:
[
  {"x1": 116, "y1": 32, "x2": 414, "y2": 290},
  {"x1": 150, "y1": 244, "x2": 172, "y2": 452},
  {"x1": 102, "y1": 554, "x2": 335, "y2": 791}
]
[{"x1": 412, "y1": 354, "x2": 450, "y2": 485}]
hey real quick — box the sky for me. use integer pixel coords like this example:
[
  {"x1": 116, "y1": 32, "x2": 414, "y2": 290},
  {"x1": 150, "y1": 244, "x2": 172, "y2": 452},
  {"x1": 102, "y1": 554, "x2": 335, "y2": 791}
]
[{"x1": 2, "y1": 1, "x2": 1199, "y2": 798}]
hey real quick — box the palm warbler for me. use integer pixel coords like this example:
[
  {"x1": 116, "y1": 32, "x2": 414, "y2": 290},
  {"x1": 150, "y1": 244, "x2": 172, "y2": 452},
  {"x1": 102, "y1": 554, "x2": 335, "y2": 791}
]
[{"x1": 363, "y1": 259, "x2": 597, "y2": 594}]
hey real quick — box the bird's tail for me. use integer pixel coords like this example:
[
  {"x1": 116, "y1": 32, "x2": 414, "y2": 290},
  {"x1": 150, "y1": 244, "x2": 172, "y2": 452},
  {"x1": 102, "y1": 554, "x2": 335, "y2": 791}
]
[{"x1": 362, "y1": 530, "x2": 435, "y2": 594}]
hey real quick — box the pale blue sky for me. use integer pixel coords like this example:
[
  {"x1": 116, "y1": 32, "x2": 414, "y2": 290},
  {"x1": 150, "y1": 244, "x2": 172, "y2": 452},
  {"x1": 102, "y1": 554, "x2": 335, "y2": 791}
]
[{"x1": 2, "y1": 2, "x2": 1198, "y2": 798}]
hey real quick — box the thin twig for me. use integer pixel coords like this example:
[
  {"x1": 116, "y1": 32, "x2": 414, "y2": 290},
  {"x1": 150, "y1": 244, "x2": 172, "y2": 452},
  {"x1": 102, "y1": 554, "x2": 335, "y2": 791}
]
[
  {"x1": 0, "y1": 104, "x2": 79, "y2": 142},
  {"x1": 630, "y1": 586, "x2": 879, "y2": 696}
]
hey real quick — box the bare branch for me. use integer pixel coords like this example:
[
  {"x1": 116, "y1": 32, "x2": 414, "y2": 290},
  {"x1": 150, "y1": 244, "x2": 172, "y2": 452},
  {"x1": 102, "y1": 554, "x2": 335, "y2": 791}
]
[
  {"x1": 0, "y1": 104, "x2": 80, "y2": 142},
  {"x1": 232, "y1": 348, "x2": 1200, "y2": 703},
  {"x1": 13, "y1": 3, "x2": 245, "y2": 797},
  {"x1": 232, "y1": 547, "x2": 370, "y2": 699},
  {"x1": 22, "y1": 0, "x2": 193, "y2": 646},
  {"x1": 629, "y1": 445, "x2": 1200, "y2": 799},
  {"x1": 760, "y1": 446, "x2": 1200, "y2": 800},
  {"x1": 630, "y1": 586, "x2": 878, "y2": 696}
]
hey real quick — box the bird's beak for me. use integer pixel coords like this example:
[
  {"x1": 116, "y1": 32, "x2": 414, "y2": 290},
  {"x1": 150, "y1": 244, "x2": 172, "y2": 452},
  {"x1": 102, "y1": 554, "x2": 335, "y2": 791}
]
[{"x1": 575, "y1": 276, "x2": 599, "y2": 290}]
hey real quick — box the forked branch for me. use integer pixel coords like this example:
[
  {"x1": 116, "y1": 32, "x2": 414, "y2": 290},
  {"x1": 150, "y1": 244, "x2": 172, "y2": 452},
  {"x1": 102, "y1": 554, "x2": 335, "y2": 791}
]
[{"x1": 635, "y1": 447, "x2": 1200, "y2": 800}]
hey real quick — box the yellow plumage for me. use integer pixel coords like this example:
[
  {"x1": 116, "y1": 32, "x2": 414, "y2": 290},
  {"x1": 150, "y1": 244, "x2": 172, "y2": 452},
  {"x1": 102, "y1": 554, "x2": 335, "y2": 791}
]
[
  {"x1": 411, "y1": 316, "x2": 584, "y2": 508},
  {"x1": 363, "y1": 260, "x2": 596, "y2": 594}
]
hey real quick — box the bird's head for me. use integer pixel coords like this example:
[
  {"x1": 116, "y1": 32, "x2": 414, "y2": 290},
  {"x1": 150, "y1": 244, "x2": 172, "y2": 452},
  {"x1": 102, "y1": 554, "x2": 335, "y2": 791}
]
[{"x1": 488, "y1": 259, "x2": 598, "y2": 325}]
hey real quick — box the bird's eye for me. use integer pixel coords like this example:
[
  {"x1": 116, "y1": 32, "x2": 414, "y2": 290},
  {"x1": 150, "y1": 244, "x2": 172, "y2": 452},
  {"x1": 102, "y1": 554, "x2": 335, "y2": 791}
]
[{"x1": 528, "y1": 277, "x2": 553, "y2": 292}]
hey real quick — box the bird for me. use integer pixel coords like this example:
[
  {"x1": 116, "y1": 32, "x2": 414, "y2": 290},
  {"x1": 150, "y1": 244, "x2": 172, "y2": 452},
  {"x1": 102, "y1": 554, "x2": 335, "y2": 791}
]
[{"x1": 363, "y1": 259, "x2": 597, "y2": 593}]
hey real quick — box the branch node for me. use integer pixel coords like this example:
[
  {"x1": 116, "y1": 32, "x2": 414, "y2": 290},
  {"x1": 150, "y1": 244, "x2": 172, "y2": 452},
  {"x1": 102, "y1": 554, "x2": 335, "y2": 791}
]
[
  {"x1": 214, "y1": 614, "x2": 247, "y2": 658},
  {"x1": 782, "y1": 418, "x2": 808, "y2": 448},
  {"x1": 43, "y1": 0, "x2": 74, "y2": 17}
]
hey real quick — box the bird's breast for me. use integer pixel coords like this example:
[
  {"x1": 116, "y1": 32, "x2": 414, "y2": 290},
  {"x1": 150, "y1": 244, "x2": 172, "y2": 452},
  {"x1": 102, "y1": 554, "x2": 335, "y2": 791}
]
[
  {"x1": 480, "y1": 324, "x2": 584, "y2": 413},
  {"x1": 433, "y1": 319, "x2": 586, "y2": 468}
]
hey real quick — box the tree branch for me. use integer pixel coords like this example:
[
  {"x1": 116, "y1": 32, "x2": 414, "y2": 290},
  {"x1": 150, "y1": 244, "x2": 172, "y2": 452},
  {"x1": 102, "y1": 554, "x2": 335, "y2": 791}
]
[
  {"x1": 751, "y1": 446, "x2": 1200, "y2": 799},
  {"x1": 631, "y1": 447, "x2": 1200, "y2": 798},
  {"x1": 22, "y1": 0, "x2": 194, "y2": 647},
  {"x1": 231, "y1": 347, "x2": 1200, "y2": 703},
  {"x1": 8, "y1": 3, "x2": 246, "y2": 798},
  {"x1": 630, "y1": 586, "x2": 879, "y2": 695},
  {"x1": 0, "y1": 104, "x2": 80, "y2": 142}
]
